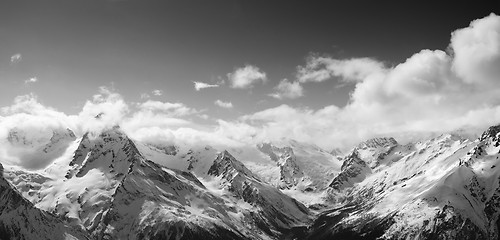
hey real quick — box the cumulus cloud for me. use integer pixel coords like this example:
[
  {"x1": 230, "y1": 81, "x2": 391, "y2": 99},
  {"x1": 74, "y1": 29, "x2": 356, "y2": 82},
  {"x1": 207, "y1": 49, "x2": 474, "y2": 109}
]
[
  {"x1": 193, "y1": 81, "x2": 219, "y2": 91},
  {"x1": 75, "y1": 86, "x2": 129, "y2": 134},
  {"x1": 1, "y1": 14, "x2": 500, "y2": 169},
  {"x1": 451, "y1": 13, "x2": 500, "y2": 86},
  {"x1": 24, "y1": 77, "x2": 38, "y2": 84},
  {"x1": 269, "y1": 79, "x2": 303, "y2": 99},
  {"x1": 0, "y1": 87, "x2": 220, "y2": 169},
  {"x1": 227, "y1": 65, "x2": 267, "y2": 89},
  {"x1": 214, "y1": 100, "x2": 233, "y2": 109},
  {"x1": 216, "y1": 14, "x2": 500, "y2": 149},
  {"x1": 0, "y1": 94, "x2": 76, "y2": 169},
  {"x1": 10, "y1": 53, "x2": 21, "y2": 64}
]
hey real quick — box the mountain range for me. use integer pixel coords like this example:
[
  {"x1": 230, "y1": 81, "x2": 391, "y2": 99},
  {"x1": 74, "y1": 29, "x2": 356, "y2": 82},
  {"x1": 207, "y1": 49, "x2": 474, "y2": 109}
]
[{"x1": 2, "y1": 123, "x2": 500, "y2": 239}]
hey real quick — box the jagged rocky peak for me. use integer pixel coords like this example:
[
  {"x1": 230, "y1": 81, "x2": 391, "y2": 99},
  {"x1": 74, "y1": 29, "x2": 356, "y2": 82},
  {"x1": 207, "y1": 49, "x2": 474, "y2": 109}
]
[
  {"x1": 207, "y1": 150, "x2": 311, "y2": 238},
  {"x1": 357, "y1": 137, "x2": 398, "y2": 149},
  {"x1": 153, "y1": 144, "x2": 178, "y2": 155},
  {"x1": 66, "y1": 125, "x2": 141, "y2": 179},
  {"x1": 461, "y1": 124, "x2": 500, "y2": 167},
  {"x1": 328, "y1": 150, "x2": 370, "y2": 191},
  {"x1": 257, "y1": 142, "x2": 304, "y2": 189},
  {"x1": 208, "y1": 150, "x2": 259, "y2": 180},
  {"x1": 480, "y1": 124, "x2": 500, "y2": 142}
]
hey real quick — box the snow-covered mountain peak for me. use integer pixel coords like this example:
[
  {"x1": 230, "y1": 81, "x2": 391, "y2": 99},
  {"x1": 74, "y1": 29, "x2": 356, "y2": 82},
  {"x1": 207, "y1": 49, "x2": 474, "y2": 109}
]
[
  {"x1": 350, "y1": 137, "x2": 400, "y2": 169},
  {"x1": 357, "y1": 137, "x2": 398, "y2": 150},
  {"x1": 257, "y1": 142, "x2": 304, "y2": 189},
  {"x1": 328, "y1": 150, "x2": 370, "y2": 191},
  {"x1": 65, "y1": 126, "x2": 140, "y2": 180},
  {"x1": 208, "y1": 150, "x2": 260, "y2": 181},
  {"x1": 480, "y1": 124, "x2": 500, "y2": 142},
  {"x1": 6, "y1": 127, "x2": 76, "y2": 148}
]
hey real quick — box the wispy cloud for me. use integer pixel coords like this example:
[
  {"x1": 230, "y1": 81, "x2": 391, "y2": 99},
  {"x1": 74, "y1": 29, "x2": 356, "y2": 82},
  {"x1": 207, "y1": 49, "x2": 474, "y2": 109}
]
[
  {"x1": 297, "y1": 57, "x2": 385, "y2": 83},
  {"x1": 140, "y1": 93, "x2": 150, "y2": 99},
  {"x1": 269, "y1": 79, "x2": 303, "y2": 99},
  {"x1": 152, "y1": 89, "x2": 163, "y2": 96},
  {"x1": 10, "y1": 53, "x2": 22, "y2": 64},
  {"x1": 214, "y1": 100, "x2": 233, "y2": 109},
  {"x1": 24, "y1": 77, "x2": 38, "y2": 84},
  {"x1": 193, "y1": 81, "x2": 219, "y2": 91},
  {"x1": 227, "y1": 65, "x2": 267, "y2": 89},
  {"x1": 138, "y1": 100, "x2": 198, "y2": 116}
]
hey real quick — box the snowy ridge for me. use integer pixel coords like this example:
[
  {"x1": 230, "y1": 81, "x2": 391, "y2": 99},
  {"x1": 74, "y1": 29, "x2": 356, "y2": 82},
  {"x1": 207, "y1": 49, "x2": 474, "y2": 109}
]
[
  {"x1": 207, "y1": 150, "x2": 311, "y2": 237},
  {"x1": 7, "y1": 123, "x2": 500, "y2": 239},
  {"x1": 302, "y1": 127, "x2": 500, "y2": 239},
  {"x1": 257, "y1": 143, "x2": 304, "y2": 189},
  {"x1": 328, "y1": 150, "x2": 371, "y2": 192},
  {"x1": 0, "y1": 163, "x2": 87, "y2": 239},
  {"x1": 1, "y1": 127, "x2": 314, "y2": 239}
]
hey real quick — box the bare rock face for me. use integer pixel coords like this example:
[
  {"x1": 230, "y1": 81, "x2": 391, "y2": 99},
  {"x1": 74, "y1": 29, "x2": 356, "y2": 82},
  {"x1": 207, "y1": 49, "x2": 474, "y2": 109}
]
[
  {"x1": 328, "y1": 150, "x2": 370, "y2": 191},
  {"x1": 257, "y1": 143, "x2": 304, "y2": 189}
]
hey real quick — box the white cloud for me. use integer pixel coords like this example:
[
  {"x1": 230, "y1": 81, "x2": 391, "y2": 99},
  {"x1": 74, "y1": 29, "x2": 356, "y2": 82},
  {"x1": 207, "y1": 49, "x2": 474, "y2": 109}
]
[
  {"x1": 152, "y1": 89, "x2": 163, "y2": 96},
  {"x1": 10, "y1": 53, "x2": 21, "y2": 64},
  {"x1": 297, "y1": 57, "x2": 385, "y2": 83},
  {"x1": 1, "y1": 14, "x2": 500, "y2": 168},
  {"x1": 140, "y1": 93, "x2": 150, "y2": 99},
  {"x1": 24, "y1": 77, "x2": 38, "y2": 84},
  {"x1": 269, "y1": 79, "x2": 303, "y2": 99},
  {"x1": 193, "y1": 81, "x2": 219, "y2": 91},
  {"x1": 0, "y1": 94, "x2": 76, "y2": 169},
  {"x1": 227, "y1": 65, "x2": 267, "y2": 89},
  {"x1": 214, "y1": 100, "x2": 233, "y2": 109},
  {"x1": 216, "y1": 14, "x2": 500, "y2": 149},
  {"x1": 75, "y1": 86, "x2": 129, "y2": 134},
  {"x1": 138, "y1": 100, "x2": 198, "y2": 116},
  {"x1": 451, "y1": 13, "x2": 500, "y2": 86}
]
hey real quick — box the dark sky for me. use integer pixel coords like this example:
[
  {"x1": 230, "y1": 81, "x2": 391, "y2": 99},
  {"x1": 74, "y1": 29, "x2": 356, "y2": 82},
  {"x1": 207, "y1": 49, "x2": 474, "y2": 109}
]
[{"x1": 0, "y1": 0, "x2": 496, "y2": 117}]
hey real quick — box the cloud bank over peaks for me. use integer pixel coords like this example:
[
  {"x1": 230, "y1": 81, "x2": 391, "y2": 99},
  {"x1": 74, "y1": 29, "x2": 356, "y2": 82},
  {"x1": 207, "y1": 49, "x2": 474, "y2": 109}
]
[
  {"x1": 219, "y1": 13, "x2": 500, "y2": 149},
  {"x1": 1, "y1": 14, "x2": 500, "y2": 168},
  {"x1": 0, "y1": 87, "x2": 240, "y2": 168},
  {"x1": 76, "y1": 86, "x2": 129, "y2": 134}
]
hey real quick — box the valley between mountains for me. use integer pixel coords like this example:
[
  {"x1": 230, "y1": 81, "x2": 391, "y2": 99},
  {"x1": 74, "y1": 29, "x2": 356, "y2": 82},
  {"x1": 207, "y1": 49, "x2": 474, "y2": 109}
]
[{"x1": 3, "y1": 123, "x2": 500, "y2": 239}]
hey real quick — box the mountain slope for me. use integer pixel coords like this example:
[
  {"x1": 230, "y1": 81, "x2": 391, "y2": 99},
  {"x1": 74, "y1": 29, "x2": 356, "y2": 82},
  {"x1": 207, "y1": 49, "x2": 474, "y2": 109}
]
[
  {"x1": 207, "y1": 150, "x2": 311, "y2": 237},
  {"x1": 3, "y1": 127, "x2": 314, "y2": 240},
  {"x1": 0, "y1": 163, "x2": 87, "y2": 240},
  {"x1": 304, "y1": 126, "x2": 500, "y2": 239}
]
